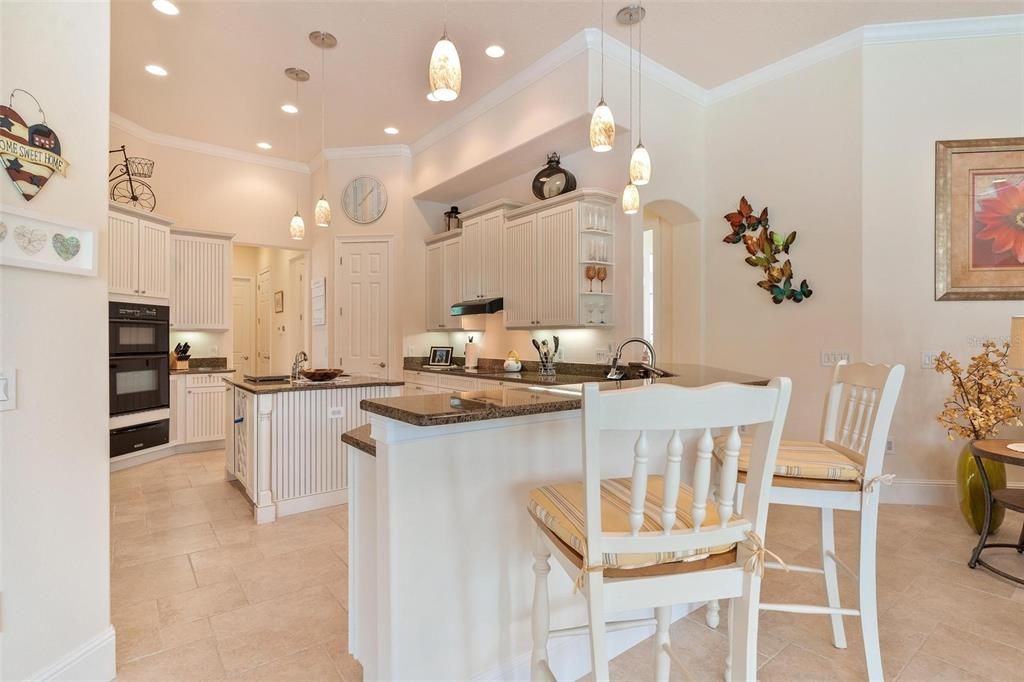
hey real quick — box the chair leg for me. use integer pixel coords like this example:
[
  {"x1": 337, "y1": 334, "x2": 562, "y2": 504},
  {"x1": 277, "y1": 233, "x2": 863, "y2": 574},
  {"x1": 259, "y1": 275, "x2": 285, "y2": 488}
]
[
  {"x1": 585, "y1": 571, "x2": 610, "y2": 682},
  {"x1": 654, "y1": 605, "x2": 671, "y2": 682},
  {"x1": 820, "y1": 507, "x2": 847, "y2": 649},
  {"x1": 705, "y1": 599, "x2": 721, "y2": 628},
  {"x1": 724, "y1": 599, "x2": 734, "y2": 682},
  {"x1": 531, "y1": 528, "x2": 553, "y2": 682},
  {"x1": 859, "y1": 501, "x2": 884, "y2": 682},
  {"x1": 728, "y1": 574, "x2": 760, "y2": 682}
]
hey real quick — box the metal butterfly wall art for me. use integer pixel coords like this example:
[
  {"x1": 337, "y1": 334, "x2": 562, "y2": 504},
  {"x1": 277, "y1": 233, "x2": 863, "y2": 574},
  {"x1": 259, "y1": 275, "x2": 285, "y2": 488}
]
[{"x1": 722, "y1": 196, "x2": 813, "y2": 304}]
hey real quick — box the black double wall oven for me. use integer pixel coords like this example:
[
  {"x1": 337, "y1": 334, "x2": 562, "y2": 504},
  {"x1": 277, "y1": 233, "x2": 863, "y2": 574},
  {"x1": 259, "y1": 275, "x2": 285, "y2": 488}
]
[{"x1": 109, "y1": 302, "x2": 171, "y2": 457}]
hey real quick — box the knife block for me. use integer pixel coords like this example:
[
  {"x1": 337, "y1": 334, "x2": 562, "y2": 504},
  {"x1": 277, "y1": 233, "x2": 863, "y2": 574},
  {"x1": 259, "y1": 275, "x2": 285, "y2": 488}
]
[{"x1": 169, "y1": 354, "x2": 190, "y2": 371}]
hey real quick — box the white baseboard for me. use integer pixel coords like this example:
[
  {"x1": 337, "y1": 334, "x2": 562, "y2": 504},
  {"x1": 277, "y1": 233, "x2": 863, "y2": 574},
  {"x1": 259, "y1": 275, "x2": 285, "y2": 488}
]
[
  {"x1": 473, "y1": 603, "x2": 698, "y2": 681},
  {"x1": 275, "y1": 489, "x2": 349, "y2": 518},
  {"x1": 31, "y1": 625, "x2": 116, "y2": 681},
  {"x1": 110, "y1": 440, "x2": 225, "y2": 472},
  {"x1": 881, "y1": 479, "x2": 1024, "y2": 506}
]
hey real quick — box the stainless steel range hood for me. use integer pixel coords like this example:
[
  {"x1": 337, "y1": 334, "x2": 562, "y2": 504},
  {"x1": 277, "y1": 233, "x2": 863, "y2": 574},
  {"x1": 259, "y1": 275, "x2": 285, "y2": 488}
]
[{"x1": 449, "y1": 297, "x2": 503, "y2": 316}]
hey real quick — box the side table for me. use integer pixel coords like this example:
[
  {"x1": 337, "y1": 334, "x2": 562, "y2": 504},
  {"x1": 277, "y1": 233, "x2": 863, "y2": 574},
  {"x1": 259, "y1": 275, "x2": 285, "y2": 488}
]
[{"x1": 968, "y1": 439, "x2": 1024, "y2": 584}]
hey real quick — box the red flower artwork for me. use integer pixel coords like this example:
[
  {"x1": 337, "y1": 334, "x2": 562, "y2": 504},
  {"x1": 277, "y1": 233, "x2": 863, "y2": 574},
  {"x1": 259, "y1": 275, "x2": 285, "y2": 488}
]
[{"x1": 975, "y1": 179, "x2": 1024, "y2": 264}]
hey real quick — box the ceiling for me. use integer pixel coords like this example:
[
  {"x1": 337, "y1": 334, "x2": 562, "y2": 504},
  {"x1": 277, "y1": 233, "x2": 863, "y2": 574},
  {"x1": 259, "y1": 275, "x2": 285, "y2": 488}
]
[{"x1": 111, "y1": 1, "x2": 1021, "y2": 162}]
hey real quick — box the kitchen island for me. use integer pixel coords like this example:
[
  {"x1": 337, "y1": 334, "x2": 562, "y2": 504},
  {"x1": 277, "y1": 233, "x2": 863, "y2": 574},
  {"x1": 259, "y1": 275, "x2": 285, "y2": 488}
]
[
  {"x1": 225, "y1": 375, "x2": 401, "y2": 523},
  {"x1": 346, "y1": 365, "x2": 763, "y2": 681}
]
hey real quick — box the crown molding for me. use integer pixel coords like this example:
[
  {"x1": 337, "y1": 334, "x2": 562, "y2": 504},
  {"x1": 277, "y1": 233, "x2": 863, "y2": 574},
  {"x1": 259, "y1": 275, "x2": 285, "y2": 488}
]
[
  {"x1": 110, "y1": 112, "x2": 311, "y2": 174},
  {"x1": 323, "y1": 145, "x2": 412, "y2": 160},
  {"x1": 592, "y1": 27, "x2": 710, "y2": 106},
  {"x1": 707, "y1": 13, "x2": 1024, "y2": 103}
]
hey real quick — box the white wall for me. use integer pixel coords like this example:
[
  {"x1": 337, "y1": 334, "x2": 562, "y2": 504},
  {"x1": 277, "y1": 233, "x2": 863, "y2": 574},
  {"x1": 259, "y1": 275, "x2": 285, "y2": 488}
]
[{"x1": 1, "y1": 1, "x2": 115, "y2": 678}]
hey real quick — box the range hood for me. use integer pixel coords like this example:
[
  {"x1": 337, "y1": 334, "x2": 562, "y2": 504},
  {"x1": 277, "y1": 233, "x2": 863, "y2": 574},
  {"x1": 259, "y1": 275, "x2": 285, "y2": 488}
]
[{"x1": 450, "y1": 297, "x2": 503, "y2": 316}]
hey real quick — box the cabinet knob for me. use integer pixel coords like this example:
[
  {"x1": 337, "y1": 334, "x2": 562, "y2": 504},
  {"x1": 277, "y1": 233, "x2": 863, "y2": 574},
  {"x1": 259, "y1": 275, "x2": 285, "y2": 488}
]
[
  {"x1": 378, "y1": 362, "x2": 386, "y2": 368},
  {"x1": 141, "y1": 290, "x2": 147, "y2": 295}
]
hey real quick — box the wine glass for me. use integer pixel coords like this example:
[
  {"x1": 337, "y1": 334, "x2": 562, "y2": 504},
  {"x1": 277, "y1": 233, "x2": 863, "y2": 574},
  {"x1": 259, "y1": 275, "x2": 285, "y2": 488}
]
[
  {"x1": 596, "y1": 266, "x2": 608, "y2": 293},
  {"x1": 585, "y1": 265, "x2": 597, "y2": 292},
  {"x1": 597, "y1": 303, "x2": 607, "y2": 324},
  {"x1": 585, "y1": 302, "x2": 595, "y2": 324}
]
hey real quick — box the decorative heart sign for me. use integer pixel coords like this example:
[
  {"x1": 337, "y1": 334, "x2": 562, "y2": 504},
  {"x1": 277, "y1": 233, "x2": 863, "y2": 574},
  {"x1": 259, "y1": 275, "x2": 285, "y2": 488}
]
[
  {"x1": 52, "y1": 233, "x2": 80, "y2": 261},
  {"x1": 0, "y1": 96, "x2": 70, "y2": 202},
  {"x1": 14, "y1": 224, "x2": 46, "y2": 255}
]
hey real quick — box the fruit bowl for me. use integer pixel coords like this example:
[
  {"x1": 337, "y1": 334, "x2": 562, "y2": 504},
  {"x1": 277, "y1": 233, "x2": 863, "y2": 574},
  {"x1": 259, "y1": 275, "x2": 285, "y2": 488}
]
[{"x1": 299, "y1": 369, "x2": 346, "y2": 382}]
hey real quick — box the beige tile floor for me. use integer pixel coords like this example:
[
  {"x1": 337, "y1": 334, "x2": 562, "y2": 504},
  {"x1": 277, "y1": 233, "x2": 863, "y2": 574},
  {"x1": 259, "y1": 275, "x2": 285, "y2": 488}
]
[{"x1": 112, "y1": 450, "x2": 1024, "y2": 681}]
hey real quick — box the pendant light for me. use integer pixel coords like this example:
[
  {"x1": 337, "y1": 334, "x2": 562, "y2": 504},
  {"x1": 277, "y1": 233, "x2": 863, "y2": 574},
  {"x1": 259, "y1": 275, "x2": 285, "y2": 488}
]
[
  {"x1": 310, "y1": 31, "x2": 336, "y2": 228},
  {"x1": 629, "y1": 1, "x2": 651, "y2": 185},
  {"x1": 621, "y1": 19, "x2": 639, "y2": 214},
  {"x1": 428, "y1": 0, "x2": 461, "y2": 102},
  {"x1": 589, "y1": 0, "x2": 615, "y2": 152},
  {"x1": 285, "y1": 67, "x2": 309, "y2": 240}
]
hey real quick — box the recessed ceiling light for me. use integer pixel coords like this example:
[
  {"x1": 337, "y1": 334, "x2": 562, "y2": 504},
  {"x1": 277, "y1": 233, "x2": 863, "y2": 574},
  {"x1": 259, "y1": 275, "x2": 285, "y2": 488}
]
[
  {"x1": 256, "y1": 142, "x2": 272, "y2": 150},
  {"x1": 485, "y1": 45, "x2": 505, "y2": 58},
  {"x1": 145, "y1": 64, "x2": 168, "y2": 77},
  {"x1": 426, "y1": 92, "x2": 440, "y2": 102},
  {"x1": 383, "y1": 127, "x2": 399, "y2": 135},
  {"x1": 281, "y1": 103, "x2": 298, "y2": 114},
  {"x1": 151, "y1": 0, "x2": 179, "y2": 15}
]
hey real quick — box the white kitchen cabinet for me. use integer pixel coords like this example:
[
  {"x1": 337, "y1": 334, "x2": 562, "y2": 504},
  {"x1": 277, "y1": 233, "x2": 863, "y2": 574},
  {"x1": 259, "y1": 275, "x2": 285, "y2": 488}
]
[
  {"x1": 169, "y1": 375, "x2": 187, "y2": 445},
  {"x1": 502, "y1": 189, "x2": 616, "y2": 329},
  {"x1": 437, "y1": 374, "x2": 479, "y2": 392},
  {"x1": 171, "y1": 232, "x2": 231, "y2": 330},
  {"x1": 107, "y1": 207, "x2": 171, "y2": 300},
  {"x1": 460, "y1": 216, "x2": 482, "y2": 302},
  {"x1": 425, "y1": 233, "x2": 465, "y2": 332},
  {"x1": 459, "y1": 200, "x2": 523, "y2": 302},
  {"x1": 185, "y1": 374, "x2": 227, "y2": 443},
  {"x1": 227, "y1": 386, "x2": 257, "y2": 502},
  {"x1": 442, "y1": 239, "x2": 462, "y2": 329}
]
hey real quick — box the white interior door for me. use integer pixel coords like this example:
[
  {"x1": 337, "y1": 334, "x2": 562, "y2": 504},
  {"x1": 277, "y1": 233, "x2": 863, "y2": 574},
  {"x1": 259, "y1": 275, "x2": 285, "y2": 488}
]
[
  {"x1": 336, "y1": 240, "x2": 390, "y2": 377},
  {"x1": 232, "y1": 277, "x2": 255, "y2": 376},
  {"x1": 289, "y1": 256, "x2": 308, "y2": 362},
  {"x1": 256, "y1": 269, "x2": 272, "y2": 375}
]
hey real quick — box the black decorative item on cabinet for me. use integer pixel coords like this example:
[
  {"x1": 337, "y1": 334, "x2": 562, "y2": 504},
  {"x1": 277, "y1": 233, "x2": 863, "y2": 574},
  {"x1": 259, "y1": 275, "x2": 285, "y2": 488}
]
[
  {"x1": 443, "y1": 205, "x2": 462, "y2": 231},
  {"x1": 532, "y1": 152, "x2": 577, "y2": 200}
]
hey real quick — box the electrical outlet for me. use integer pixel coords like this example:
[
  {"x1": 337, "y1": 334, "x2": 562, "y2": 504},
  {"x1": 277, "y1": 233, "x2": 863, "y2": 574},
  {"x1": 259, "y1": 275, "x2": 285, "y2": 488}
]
[
  {"x1": 886, "y1": 439, "x2": 895, "y2": 454},
  {"x1": 595, "y1": 348, "x2": 611, "y2": 364},
  {"x1": 821, "y1": 351, "x2": 850, "y2": 367},
  {"x1": 327, "y1": 406, "x2": 345, "y2": 419},
  {"x1": 921, "y1": 352, "x2": 940, "y2": 370}
]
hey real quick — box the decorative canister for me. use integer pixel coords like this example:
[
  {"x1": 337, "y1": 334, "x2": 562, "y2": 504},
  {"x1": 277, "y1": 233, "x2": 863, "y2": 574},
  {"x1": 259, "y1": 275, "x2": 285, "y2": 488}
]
[
  {"x1": 444, "y1": 206, "x2": 462, "y2": 231},
  {"x1": 531, "y1": 153, "x2": 577, "y2": 200}
]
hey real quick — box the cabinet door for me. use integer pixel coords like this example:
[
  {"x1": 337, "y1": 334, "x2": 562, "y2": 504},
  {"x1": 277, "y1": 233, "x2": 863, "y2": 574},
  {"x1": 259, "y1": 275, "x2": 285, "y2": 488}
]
[
  {"x1": 442, "y1": 238, "x2": 462, "y2": 329},
  {"x1": 186, "y1": 387, "x2": 226, "y2": 442},
  {"x1": 137, "y1": 220, "x2": 170, "y2": 298},
  {"x1": 107, "y1": 213, "x2": 139, "y2": 296},
  {"x1": 460, "y1": 217, "x2": 482, "y2": 301},
  {"x1": 425, "y1": 243, "x2": 444, "y2": 331},
  {"x1": 535, "y1": 203, "x2": 579, "y2": 327},
  {"x1": 480, "y1": 211, "x2": 504, "y2": 298},
  {"x1": 401, "y1": 382, "x2": 445, "y2": 397},
  {"x1": 171, "y1": 235, "x2": 229, "y2": 329},
  {"x1": 503, "y1": 216, "x2": 537, "y2": 327},
  {"x1": 169, "y1": 375, "x2": 187, "y2": 445}
]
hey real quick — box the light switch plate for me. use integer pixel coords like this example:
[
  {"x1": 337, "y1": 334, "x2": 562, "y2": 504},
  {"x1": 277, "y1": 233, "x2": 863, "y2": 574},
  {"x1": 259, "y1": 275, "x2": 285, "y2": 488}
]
[
  {"x1": 327, "y1": 406, "x2": 345, "y2": 419},
  {"x1": 0, "y1": 369, "x2": 16, "y2": 411},
  {"x1": 921, "y1": 352, "x2": 940, "y2": 370},
  {"x1": 821, "y1": 351, "x2": 850, "y2": 367}
]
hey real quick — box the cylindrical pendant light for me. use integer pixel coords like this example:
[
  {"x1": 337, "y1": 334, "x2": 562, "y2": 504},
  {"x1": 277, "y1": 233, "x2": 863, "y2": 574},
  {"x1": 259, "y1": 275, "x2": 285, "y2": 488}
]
[
  {"x1": 629, "y1": 2, "x2": 651, "y2": 185},
  {"x1": 429, "y1": 1, "x2": 461, "y2": 102},
  {"x1": 311, "y1": 31, "x2": 336, "y2": 227},
  {"x1": 285, "y1": 67, "x2": 309, "y2": 240},
  {"x1": 622, "y1": 183, "x2": 640, "y2": 214},
  {"x1": 589, "y1": 0, "x2": 614, "y2": 152}
]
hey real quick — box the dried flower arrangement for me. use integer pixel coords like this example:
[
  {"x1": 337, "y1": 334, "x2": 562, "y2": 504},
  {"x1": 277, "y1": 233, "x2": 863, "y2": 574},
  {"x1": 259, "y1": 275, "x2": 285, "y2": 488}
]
[{"x1": 934, "y1": 341, "x2": 1024, "y2": 440}]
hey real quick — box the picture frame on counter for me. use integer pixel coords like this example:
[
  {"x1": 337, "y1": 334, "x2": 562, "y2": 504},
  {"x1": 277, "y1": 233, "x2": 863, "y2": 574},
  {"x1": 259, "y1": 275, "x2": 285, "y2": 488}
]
[
  {"x1": 428, "y1": 346, "x2": 454, "y2": 367},
  {"x1": 0, "y1": 205, "x2": 97, "y2": 277}
]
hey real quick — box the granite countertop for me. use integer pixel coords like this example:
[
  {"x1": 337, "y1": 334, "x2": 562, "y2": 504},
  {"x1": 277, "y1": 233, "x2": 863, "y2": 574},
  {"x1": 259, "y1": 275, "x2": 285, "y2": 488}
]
[
  {"x1": 362, "y1": 364, "x2": 767, "y2": 427},
  {"x1": 226, "y1": 375, "x2": 404, "y2": 394},
  {"x1": 170, "y1": 367, "x2": 236, "y2": 375},
  {"x1": 341, "y1": 425, "x2": 376, "y2": 456}
]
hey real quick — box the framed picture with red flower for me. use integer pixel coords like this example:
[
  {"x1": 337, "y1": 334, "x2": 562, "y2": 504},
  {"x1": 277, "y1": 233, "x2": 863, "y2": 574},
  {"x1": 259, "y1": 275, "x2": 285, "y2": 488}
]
[{"x1": 936, "y1": 137, "x2": 1024, "y2": 300}]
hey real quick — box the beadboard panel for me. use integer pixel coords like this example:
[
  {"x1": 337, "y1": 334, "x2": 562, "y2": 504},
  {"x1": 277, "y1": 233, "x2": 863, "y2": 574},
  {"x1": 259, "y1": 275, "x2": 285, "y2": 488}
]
[
  {"x1": 270, "y1": 385, "x2": 395, "y2": 502},
  {"x1": 171, "y1": 233, "x2": 230, "y2": 329}
]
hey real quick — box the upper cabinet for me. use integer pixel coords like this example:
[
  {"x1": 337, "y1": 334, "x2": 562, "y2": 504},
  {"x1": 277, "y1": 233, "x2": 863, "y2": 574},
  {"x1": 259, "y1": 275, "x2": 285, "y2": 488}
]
[
  {"x1": 108, "y1": 207, "x2": 171, "y2": 300},
  {"x1": 171, "y1": 231, "x2": 232, "y2": 330},
  {"x1": 502, "y1": 189, "x2": 616, "y2": 329},
  {"x1": 425, "y1": 232, "x2": 465, "y2": 331},
  {"x1": 459, "y1": 200, "x2": 522, "y2": 302}
]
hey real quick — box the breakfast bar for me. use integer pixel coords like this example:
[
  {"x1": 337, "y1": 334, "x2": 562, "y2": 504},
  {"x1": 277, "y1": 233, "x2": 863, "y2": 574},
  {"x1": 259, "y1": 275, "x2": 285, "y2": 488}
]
[{"x1": 346, "y1": 365, "x2": 763, "y2": 680}]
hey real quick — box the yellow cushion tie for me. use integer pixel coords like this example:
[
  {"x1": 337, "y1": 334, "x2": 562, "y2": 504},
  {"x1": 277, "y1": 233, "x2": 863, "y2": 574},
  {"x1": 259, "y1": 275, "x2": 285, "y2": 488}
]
[{"x1": 742, "y1": 531, "x2": 788, "y2": 577}]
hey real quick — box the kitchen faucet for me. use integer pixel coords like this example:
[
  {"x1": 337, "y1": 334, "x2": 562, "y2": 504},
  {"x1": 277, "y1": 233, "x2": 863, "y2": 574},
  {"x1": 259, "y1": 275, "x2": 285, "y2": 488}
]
[
  {"x1": 606, "y1": 337, "x2": 664, "y2": 380},
  {"x1": 291, "y1": 351, "x2": 309, "y2": 381}
]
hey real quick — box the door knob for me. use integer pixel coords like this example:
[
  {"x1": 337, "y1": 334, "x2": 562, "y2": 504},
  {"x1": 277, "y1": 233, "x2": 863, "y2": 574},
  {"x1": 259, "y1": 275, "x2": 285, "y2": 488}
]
[{"x1": 378, "y1": 362, "x2": 386, "y2": 368}]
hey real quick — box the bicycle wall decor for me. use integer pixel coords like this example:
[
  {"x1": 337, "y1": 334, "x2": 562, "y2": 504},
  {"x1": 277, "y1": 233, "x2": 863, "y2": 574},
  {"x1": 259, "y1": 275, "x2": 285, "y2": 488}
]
[{"x1": 109, "y1": 145, "x2": 157, "y2": 211}]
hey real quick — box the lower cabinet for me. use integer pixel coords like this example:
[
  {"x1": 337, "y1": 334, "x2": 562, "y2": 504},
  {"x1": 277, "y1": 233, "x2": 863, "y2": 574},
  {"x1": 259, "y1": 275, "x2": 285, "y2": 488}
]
[{"x1": 184, "y1": 374, "x2": 228, "y2": 443}]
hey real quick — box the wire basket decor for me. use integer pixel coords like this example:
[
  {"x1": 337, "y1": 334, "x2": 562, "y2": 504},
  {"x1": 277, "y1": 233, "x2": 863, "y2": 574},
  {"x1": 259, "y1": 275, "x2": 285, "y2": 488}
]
[{"x1": 126, "y1": 157, "x2": 155, "y2": 178}]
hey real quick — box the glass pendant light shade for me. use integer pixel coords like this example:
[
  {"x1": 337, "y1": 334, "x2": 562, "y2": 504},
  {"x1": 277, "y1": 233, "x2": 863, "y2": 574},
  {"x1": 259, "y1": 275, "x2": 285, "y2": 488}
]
[
  {"x1": 629, "y1": 144, "x2": 651, "y2": 185},
  {"x1": 290, "y1": 211, "x2": 306, "y2": 240},
  {"x1": 622, "y1": 183, "x2": 640, "y2": 215},
  {"x1": 429, "y1": 35, "x2": 461, "y2": 102},
  {"x1": 315, "y1": 195, "x2": 332, "y2": 228},
  {"x1": 590, "y1": 100, "x2": 615, "y2": 152}
]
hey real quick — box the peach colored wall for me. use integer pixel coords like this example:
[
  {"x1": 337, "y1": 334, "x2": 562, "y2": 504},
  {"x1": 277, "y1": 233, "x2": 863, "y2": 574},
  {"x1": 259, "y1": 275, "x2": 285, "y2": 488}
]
[
  {"x1": 862, "y1": 35, "x2": 1024, "y2": 482},
  {"x1": 1, "y1": 1, "x2": 114, "y2": 677},
  {"x1": 704, "y1": 50, "x2": 865, "y2": 441}
]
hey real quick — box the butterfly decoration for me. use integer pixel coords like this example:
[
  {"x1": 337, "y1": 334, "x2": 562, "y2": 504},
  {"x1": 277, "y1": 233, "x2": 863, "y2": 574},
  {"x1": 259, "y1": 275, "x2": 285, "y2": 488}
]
[{"x1": 723, "y1": 196, "x2": 813, "y2": 305}]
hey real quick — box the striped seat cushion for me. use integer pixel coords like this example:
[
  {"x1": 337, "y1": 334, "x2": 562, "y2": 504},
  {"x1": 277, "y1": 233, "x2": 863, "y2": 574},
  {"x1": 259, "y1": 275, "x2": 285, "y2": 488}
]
[
  {"x1": 713, "y1": 436, "x2": 862, "y2": 482},
  {"x1": 528, "y1": 475, "x2": 737, "y2": 570}
]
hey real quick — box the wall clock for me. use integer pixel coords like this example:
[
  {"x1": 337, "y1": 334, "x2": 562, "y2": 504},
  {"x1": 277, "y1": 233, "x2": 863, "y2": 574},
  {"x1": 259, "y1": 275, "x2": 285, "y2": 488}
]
[{"x1": 342, "y1": 175, "x2": 388, "y2": 224}]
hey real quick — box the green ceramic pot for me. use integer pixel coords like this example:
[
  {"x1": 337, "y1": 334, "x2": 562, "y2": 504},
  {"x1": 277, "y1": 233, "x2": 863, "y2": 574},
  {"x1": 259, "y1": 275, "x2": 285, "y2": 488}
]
[{"x1": 957, "y1": 442, "x2": 1006, "y2": 534}]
